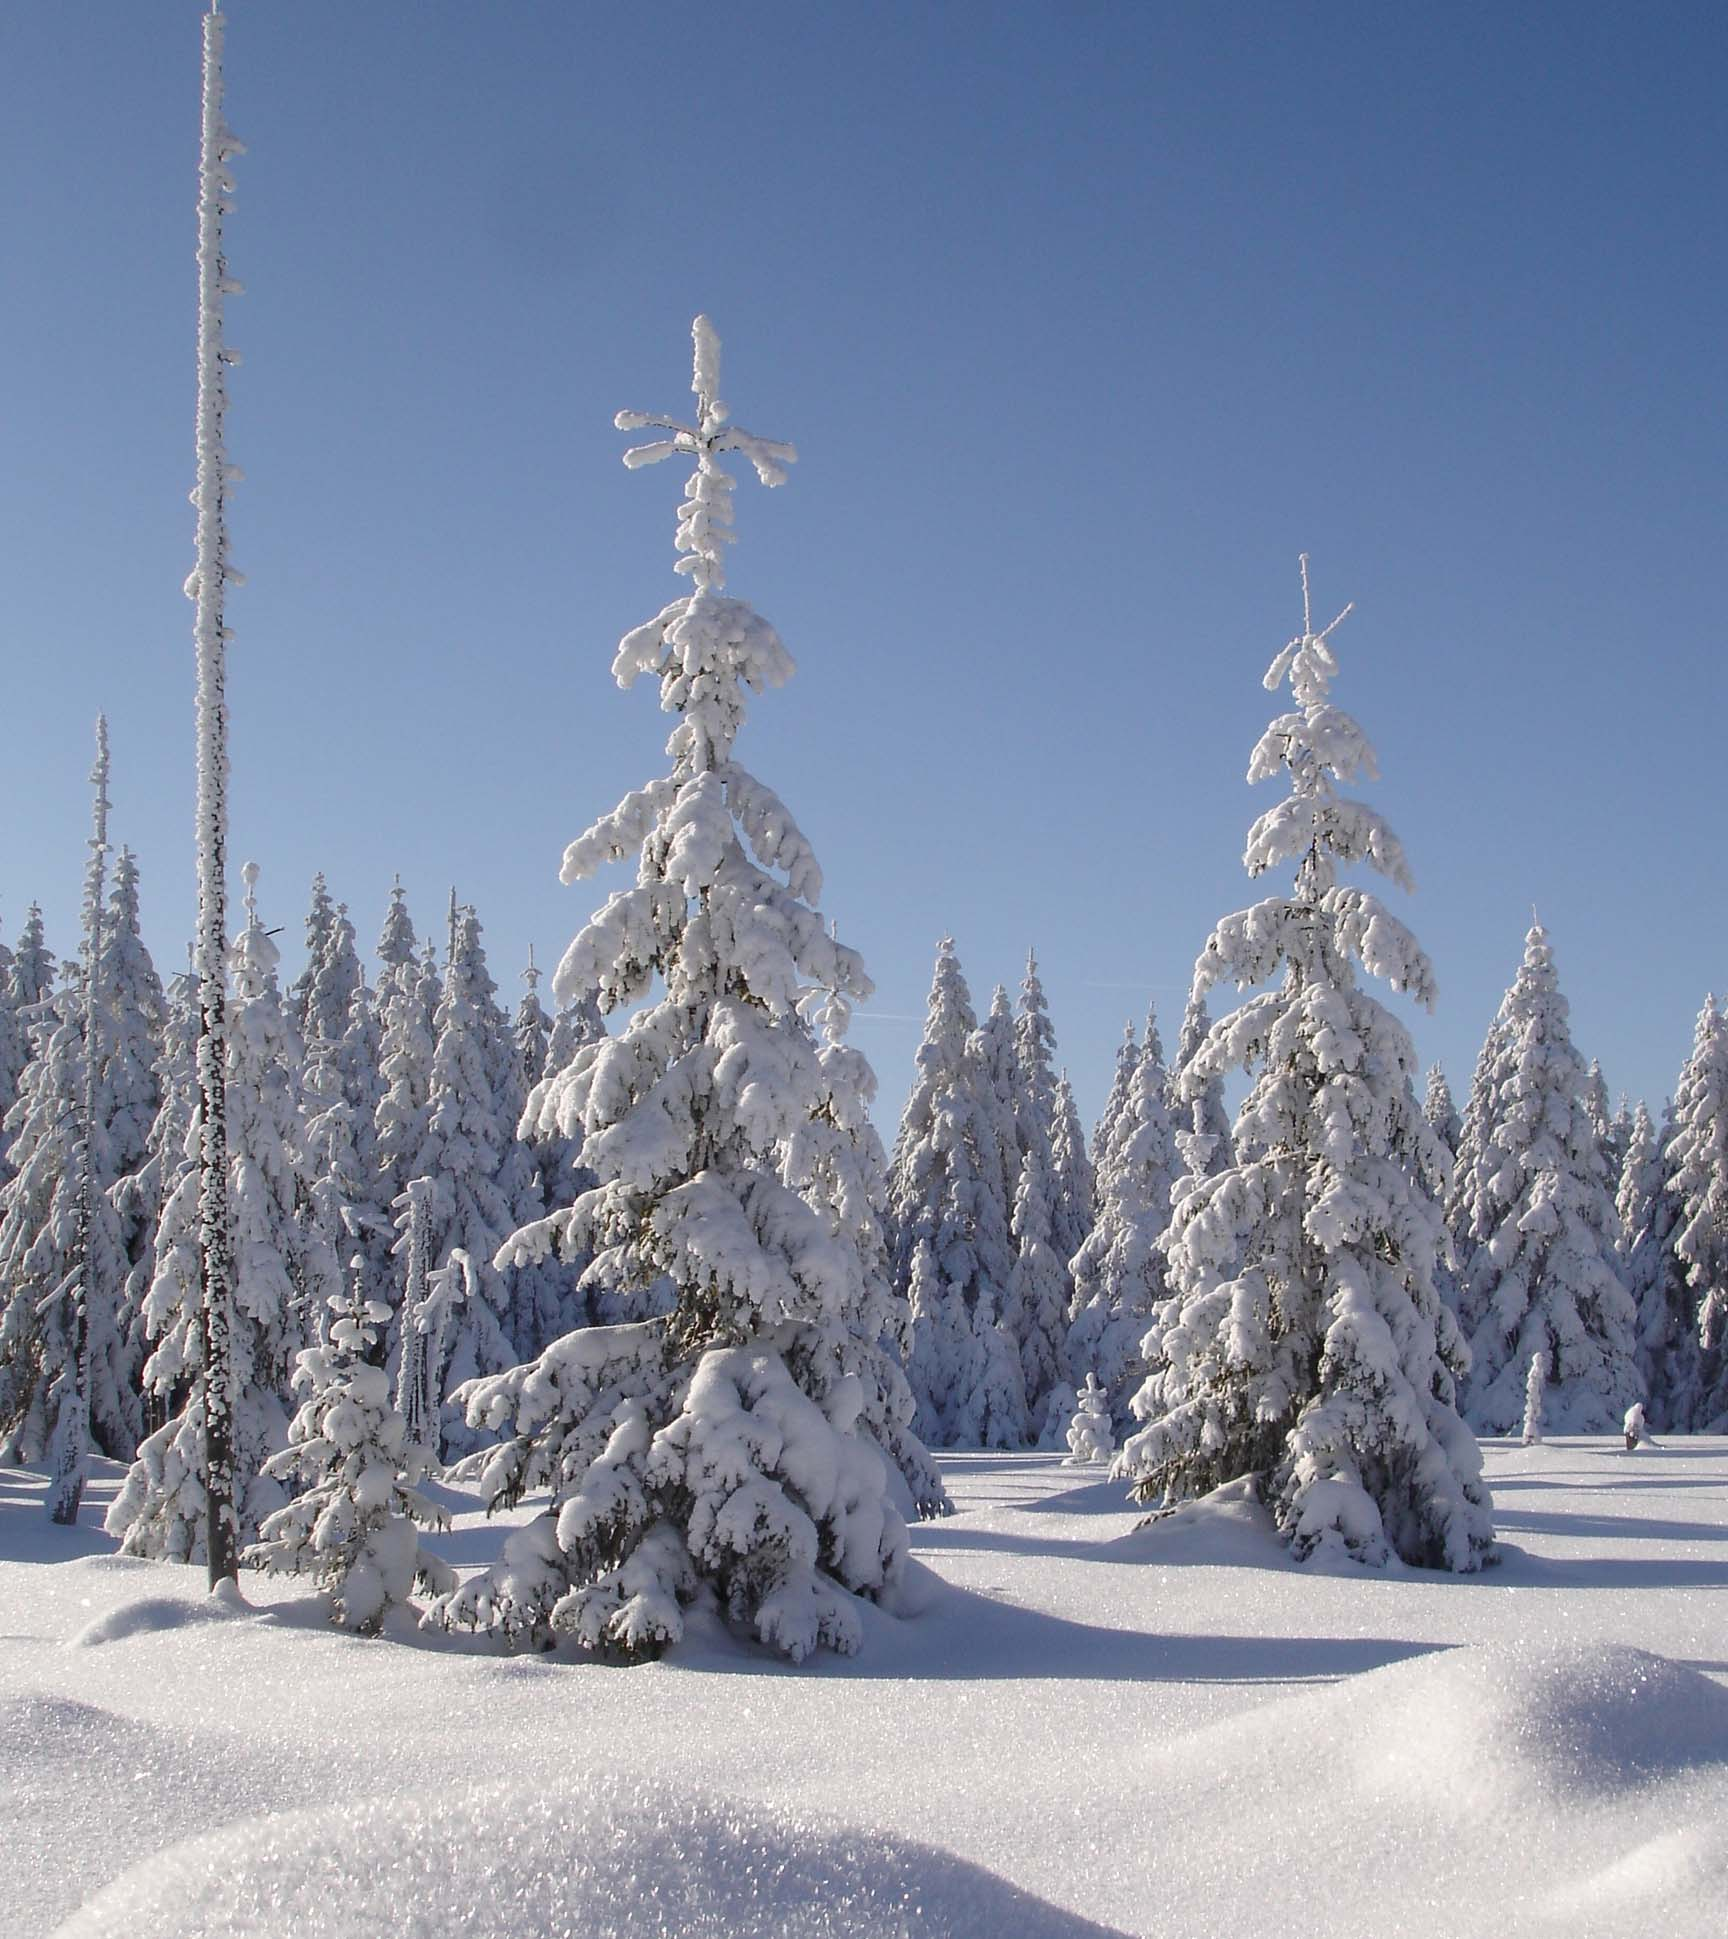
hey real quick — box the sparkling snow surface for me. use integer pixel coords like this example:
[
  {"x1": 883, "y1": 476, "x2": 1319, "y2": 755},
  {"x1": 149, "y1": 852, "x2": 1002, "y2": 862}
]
[{"x1": 5, "y1": 1443, "x2": 1728, "y2": 1937}]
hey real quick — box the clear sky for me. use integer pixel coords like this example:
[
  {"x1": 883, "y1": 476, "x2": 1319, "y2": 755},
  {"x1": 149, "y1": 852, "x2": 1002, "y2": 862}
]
[{"x1": 1, "y1": 1, "x2": 1724, "y2": 1135}]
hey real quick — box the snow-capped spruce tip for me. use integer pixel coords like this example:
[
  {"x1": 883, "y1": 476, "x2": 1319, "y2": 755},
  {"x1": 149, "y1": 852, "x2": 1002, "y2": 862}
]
[
  {"x1": 1116, "y1": 559, "x2": 1494, "y2": 1574},
  {"x1": 430, "y1": 319, "x2": 918, "y2": 1663}
]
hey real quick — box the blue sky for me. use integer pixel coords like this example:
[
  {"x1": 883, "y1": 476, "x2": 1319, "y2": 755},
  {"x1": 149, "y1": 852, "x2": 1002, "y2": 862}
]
[{"x1": 1, "y1": 1, "x2": 1724, "y2": 1133}]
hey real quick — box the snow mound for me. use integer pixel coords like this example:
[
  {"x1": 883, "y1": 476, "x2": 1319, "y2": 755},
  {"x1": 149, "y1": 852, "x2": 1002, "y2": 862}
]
[
  {"x1": 1105, "y1": 1474, "x2": 1290, "y2": 1568},
  {"x1": 69, "y1": 1582, "x2": 255, "y2": 1649},
  {"x1": 52, "y1": 1773, "x2": 1130, "y2": 1939},
  {"x1": 1341, "y1": 1640, "x2": 1728, "y2": 1806}
]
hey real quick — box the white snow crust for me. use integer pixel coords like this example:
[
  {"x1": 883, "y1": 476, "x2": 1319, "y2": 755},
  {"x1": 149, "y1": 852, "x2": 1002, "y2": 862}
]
[{"x1": 6, "y1": 1441, "x2": 1728, "y2": 1938}]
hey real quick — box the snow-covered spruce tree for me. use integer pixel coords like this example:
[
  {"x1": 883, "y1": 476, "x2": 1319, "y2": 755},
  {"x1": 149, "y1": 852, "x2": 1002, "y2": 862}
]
[
  {"x1": 1617, "y1": 1099, "x2": 1695, "y2": 1429},
  {"x1": 1064, "y1": 1372, "x2": 1113, "y2": 1466},
  {"x1": 1, "y1": 729, "x2": 137, "y2": 1487},
  {"x1": 1009, "y1": 952, "x2": 1071, "y2": 1420},
  {"x1": 787, "y1": 964, "x2": 947, "y2": 1517},
  {"x1": 410, "y1": 905, "x2": 533, "y2": 1440},
  {"x1": 43, "y1": 719, "x2": 116, "y2": 1521},
  {"x1": 515, "y1": 951, "x2": 552, "y2": 1093},
  {"x1": 1460, "y1": 923, "x2": 1640, "y2": 1434},
  {"x1": 372, "y1": 892, "x2": 440, "y2": 1308},
  {"x1": 8, "y1": 906, "x2": 56, "y2": 1013},
  {"x1": 1049, "y1": 1071, "x2": 1094, "y2": 1269},
  {"x1": 109, "y1": 866, "x2": 318, "y2": 1561},
  {"x1": 431, "y1": 319, "x2": 906, "y2": 1662},
  {"x1": 1521, "y1": 1350, "x2": 1548, "y2": 1446},
  {"x1": 1090, "y1": 1020, "x2": 1137, "y2": 1183},
  {"x1": 1583, "y1": 1060, "x2": 1628, "y2": 1189},
  {"x1": 1423, "y1": 1063, "x2": 1464, "y2": 1323},
  {"x1": 111, "y1": 956, "x2": 196, "y2": 1441},
  {"x1": 1424, "y1": 1065, "x2": 1461, "y2": 1159},
  {"x1": 1067, "y1": 1007, "x2": 1176, "y2": 1438},
  {"x1": 1446, "y1": 1006, "x2": 1515, "y2": 1337},
  {"x1": 1117, "y1": 560, "x2": 1492, "y2": 1571},
  {"x1": 1172, "y1": 991, "x2": 1232, "y2": 1180},
  {"x1": 970, "y1": 985, "x2": 1023, "y2": 1236},
  {"x1": 890, "y1": 941, "x2": 1023, "y2": 1447},
  {"x1": 248, "y1": 1256, "x2": 454, "y2": 1632},
  {"x1": 286, "y1": 875, "x2": 341, "y2": 1049},
  {"x1": 302, "y1": 975, "x2": 391, "y2": 1309},
  {"x1": 0, "y1": 991, "x2": 121, "y2": 1471},
  {"x1": 0, "y1": 924, "x2": 27, "y2": 1181},
  {"x1": 1671, "y1": 996, "x2": 1728, "y2": 1429}
]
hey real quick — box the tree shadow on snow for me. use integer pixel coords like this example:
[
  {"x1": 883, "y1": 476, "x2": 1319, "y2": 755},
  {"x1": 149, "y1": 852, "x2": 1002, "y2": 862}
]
[
  {"x1": 804, "y1": 1583, "x2": 1447, "y2": 1687},
  {"x1": 1491, "y1": 1506, "x2": 1728, "y2": 1546},
  {"x1": 1487, "y1": 1541, "x2": 1728, "y2": 1592}
]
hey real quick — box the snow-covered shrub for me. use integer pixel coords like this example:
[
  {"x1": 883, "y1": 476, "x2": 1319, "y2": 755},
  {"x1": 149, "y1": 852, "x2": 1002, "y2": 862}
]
[
  {"x1": 1064, "y1": 1373, "x2": 1113, "y2": 1467},
  {"x1": 250, "y1": 1262, "x2": 453, "y2": 1632}
]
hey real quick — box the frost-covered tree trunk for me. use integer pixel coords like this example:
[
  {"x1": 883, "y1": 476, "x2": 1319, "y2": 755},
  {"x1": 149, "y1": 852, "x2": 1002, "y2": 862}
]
[
  {"x1": 45, "y1": 720, "x2": 112, "y2": 1522},
  {"x1": 1116, "y1": 560, "x2": 1492, "y2": 1572},
  {"x1": 186, "y1": 3, "x2": 246, "y2": 1588},
  {"x1": 1067, "y1": 1007, "x2": 1176, "y2": 1438},
  {"x1": 429, "y1": 320, "x2": 907, "y2": 1662},
  {"x1": 1672, "y1": 997, "x2": 1728, "y2": 1429},
  {"x1": 890, "y1": 941, "x2": 1020, "y2": 1446},
  {"x1": 249, "y1": 1255, "x2": 453, "y2": 1632},
  {"x1": 1521, "y1": 1350, "x2": 1548, "y2": 1446},
  {"x1": 1460, "y1": 924, "x2": 1640, "y2": 1434}
]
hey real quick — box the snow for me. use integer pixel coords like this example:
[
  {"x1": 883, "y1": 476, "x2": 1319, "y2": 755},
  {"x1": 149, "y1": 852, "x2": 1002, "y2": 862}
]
[{"x1": 8, "y1": 1440, "x2": 1728, "y2": 1938}]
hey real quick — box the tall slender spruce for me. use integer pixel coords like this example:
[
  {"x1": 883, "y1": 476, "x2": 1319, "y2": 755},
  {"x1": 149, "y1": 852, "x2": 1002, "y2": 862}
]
[{"x1": 187, "y1": 2, "x2": 245, "y2": 1589}]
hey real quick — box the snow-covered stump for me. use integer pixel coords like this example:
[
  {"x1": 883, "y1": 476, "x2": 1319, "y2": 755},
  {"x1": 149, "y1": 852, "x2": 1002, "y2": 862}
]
[
  {"x1": 1522, "y1": 1351, "x2": 1549, "y2": 1447},
  {"x1": 428, "y1": 319, "x2": 911, "y2": 1663},
  {"x1": 1623, "y1": 1402, "x2": 1648, "y2": 1451},
  {"x1": 249, "y1": 1259, "x2": 453, "y2": 1634},
  {"x1": 1064, "y1": 1373, "x2": 1113, "y2": 1467},
  {"x1": 1115, "y1": 559, "x2": 1494, "y2": 1574}
]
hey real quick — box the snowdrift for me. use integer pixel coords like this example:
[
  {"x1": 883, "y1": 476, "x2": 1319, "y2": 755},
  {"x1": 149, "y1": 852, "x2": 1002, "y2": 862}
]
[{"x1": 50, "y1": 1774, "x2": 1129, "y2": 1939}]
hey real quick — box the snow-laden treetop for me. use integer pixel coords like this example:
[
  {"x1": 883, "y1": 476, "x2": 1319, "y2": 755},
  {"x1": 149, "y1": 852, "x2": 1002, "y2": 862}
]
[
  {"x1": 1244, "y1": 554, "x2": 1413, "y2": 910},
  {"x1": 615, "y1": 314, "x2": 797, "y2": 596}
]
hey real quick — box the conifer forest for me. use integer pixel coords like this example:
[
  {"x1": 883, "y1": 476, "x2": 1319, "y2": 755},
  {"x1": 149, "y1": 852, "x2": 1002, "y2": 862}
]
[{"x1": 4, "y1": 9, "x2": 1726, "y2": 1938}]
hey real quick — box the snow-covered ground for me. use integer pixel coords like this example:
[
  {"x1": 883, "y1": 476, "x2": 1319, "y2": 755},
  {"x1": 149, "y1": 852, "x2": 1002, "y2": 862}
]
[{"x1": 6, "y1": 1440, "x2": 1728, "y2": 1938}]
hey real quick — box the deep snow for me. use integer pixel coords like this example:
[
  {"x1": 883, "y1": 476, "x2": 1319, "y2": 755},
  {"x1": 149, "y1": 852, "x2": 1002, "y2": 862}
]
[{"x1": 5, "y1": 1440, "x2": 1728, "y2": 1937}]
